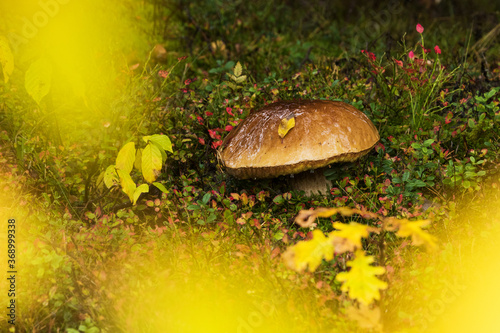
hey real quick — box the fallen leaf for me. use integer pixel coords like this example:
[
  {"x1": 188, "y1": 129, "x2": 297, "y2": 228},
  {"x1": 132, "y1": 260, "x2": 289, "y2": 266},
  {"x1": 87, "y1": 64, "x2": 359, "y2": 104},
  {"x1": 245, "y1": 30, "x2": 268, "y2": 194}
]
[{"x1": 278, "y1": 113, "x2": 296, "y2": 139}]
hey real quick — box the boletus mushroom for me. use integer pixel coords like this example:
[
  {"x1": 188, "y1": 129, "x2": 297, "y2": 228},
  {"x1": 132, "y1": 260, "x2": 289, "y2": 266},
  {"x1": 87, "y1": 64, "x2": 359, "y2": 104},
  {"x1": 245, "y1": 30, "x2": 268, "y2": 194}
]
[{"x1": 218, "y1": 100, "x2": 379, "y2": 195}]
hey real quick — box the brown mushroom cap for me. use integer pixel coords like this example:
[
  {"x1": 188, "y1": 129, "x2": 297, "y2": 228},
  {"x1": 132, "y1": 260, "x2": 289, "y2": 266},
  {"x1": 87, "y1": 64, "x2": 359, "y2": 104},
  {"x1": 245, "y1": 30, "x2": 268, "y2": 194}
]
[{"x1": 219, "y1": 100, "x2": 380, "y2": 179}]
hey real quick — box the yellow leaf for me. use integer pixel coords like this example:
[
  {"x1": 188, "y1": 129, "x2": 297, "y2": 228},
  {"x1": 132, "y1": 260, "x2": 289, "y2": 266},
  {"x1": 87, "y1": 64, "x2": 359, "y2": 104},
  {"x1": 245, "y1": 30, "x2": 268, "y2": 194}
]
[
  {"x1": 234, "y1": 61, "x2": 242, "y2": 77},
  {"x1": 396, "y1": 219, "x2": 438, "y2": 250},
  {"x1": 330, "y1": 222, "x2": 371, "y2": 254},
  {"x1": 142, "y1": 142, "x2": 162, "y2": 183},
  {"x1": 283, "y1": 229, "x2": 334, "y2": 272},
  {"x1": 116, "y1": 142, "x2": 136, "y2": 174},
  {"x1": 336, "y1": 250, "x2": 388, "y2": 305},
  {"x1": 103, "y1": 165, "x2": 119, "y2": 188},
  {"x1": 278, "y1": 113, "x2": 295, "y2": 139},
  {"x1": 117, "y1": 169, "x2": 136, "y2": 203},
  {"x1": 133, "y1": 184, "x2": 149, "y2": 205},
  {"x1": 143, "y1": 134, "x2": 173, "y2": 154}
]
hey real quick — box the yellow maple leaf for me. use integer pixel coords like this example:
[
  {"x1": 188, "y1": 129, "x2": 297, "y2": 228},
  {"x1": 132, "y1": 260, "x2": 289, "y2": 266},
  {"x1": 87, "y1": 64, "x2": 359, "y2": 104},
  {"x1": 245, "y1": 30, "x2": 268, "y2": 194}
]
[
  {"x1": 396, "y1": 219, "x2": 438, "y2": 251},
  {"x1": 278, "y1": 113, "x2": 295, "y2": 139},
  {"x1": 330, "y1": 222, "x2": 371, "y2": 254},
  {"x1": 336, "y1": 250, "x2": 388, "y2": 305},
  {"x1": 283, "y1": 229, "x2": 334, "y2": 272}
]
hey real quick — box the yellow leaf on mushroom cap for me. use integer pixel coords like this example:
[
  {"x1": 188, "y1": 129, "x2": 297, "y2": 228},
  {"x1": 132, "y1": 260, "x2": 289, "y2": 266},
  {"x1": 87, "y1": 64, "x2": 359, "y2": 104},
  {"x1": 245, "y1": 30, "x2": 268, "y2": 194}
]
[{"x1": 278, "y1": 113, "x2": 295, "y2": 139}]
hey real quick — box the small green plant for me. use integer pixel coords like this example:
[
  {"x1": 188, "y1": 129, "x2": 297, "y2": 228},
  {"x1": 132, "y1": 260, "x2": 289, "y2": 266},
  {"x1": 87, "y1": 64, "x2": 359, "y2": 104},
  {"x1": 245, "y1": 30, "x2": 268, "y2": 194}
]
[
  {"x1": 443, "y1": 156, "x2": 486, "y2": 191},
  {"x1": 101, "y1": 134, "x2": 172, "y2": 204}
]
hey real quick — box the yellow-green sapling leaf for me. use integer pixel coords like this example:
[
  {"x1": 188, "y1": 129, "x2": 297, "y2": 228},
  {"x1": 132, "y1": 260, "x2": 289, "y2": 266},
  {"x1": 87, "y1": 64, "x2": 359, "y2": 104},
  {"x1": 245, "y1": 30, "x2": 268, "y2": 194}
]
[
  {"x1": 117, "y1": 169, "x2": 136, "y2": 202},
  {"x1": 153, "y1": 182, "x2": 168, "y2": 193},
  {"x1": 25, "y1": 58, "x2": 53, "y2": 105},
  {"x1": 133, "y1": 184, "x2": 150, "y2": 205},
  {"x1": 142, "y1": 142, "x2": 162, "y2": 183},
  {"x1": 116, "y1": 142, "x2": 136, "y2": 174},
  {"x1": 143, "y1": 134, "x2": 173, "y2": 153},
  {"x1": 103, "y1": 165, "x2": 119, "y2": 188}
]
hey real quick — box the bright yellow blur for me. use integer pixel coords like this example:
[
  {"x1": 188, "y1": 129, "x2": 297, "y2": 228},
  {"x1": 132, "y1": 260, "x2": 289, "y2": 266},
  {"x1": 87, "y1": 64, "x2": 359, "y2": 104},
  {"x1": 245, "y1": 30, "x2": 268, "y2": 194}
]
[
  {"x1": 108, "y1": 247, "x2": 297, "y2": 333},
  {"x1": 428, "y1": 186, "x2": 500, "y2": 333},
  {"x1": 390, "y1": 183, "x2": 500, "y2": 333},
  {"x1": 1, "y1": 0, "x2": 152, "y2": 140}
]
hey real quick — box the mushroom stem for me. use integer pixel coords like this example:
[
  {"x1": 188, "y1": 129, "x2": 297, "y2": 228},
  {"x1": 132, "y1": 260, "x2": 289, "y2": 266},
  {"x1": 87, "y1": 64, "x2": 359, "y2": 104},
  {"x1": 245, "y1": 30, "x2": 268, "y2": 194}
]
[{"x1": 289, "y1": 167, "x2": 332, "y2": 196}]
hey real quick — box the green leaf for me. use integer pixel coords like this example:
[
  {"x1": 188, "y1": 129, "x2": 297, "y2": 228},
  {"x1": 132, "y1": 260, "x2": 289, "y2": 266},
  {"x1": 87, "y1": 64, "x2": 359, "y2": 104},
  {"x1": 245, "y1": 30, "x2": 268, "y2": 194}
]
[
  {"x1": 133, "y1": 184, "x2": 149, "y2": 205},
  {"x1": 273, "y1": 231, "x2": 284, "y2": 240},
  {"x1": 207, "y1": 213, "x2": 217, "y2": 223},
  {"x1": 273, "y1": 195, "x2": 284, "y2": 204},
  {"x1": 411, "y1": 143, "x2": 421, "y2": 149},
  {"x1": 142, "y1": 142, "x2": 162, "y2": 183},
  {"x1": 116, "y1": 142, "x2": 136, "y2": 174},
  {"x1": 485, "y1": 87, "x2": 499, "y2": 100},
  {"x1": 402, "y1": 171, "x2": 410, "y2": 182},
  {"x1": 117, "y1": 169, "x2": 136, "y2": 202},
  {"x1": 143, "y1": 134, "x2": 173, "y2": 153},
  {"x1": 423, "y1": 139, "x2": 434, "y2": 146},
  {"x1": 0, "y1": 36, "x2": 14, "y2": 83},
  {"x1": 223, "y1": 209, "x2": 234, "y2": 223},
  {"x1": 234, "y1": 61, "x2": 242, "y2": 77},
  {"x1": 103, "y1": 165, "x2": 119, "y2": 188},
  {"x1": 202, "y1": 192, "x2": 211, "y2": 205},
  {"x1": 152, "y1": 182, "x2": 169, "y2": 193},
  {"x1": 468, "y1": 118, "x2": 475, "y2": 128},
  {"x1": 25, "y1": 58, "x2": 52, "y2": 105}
]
